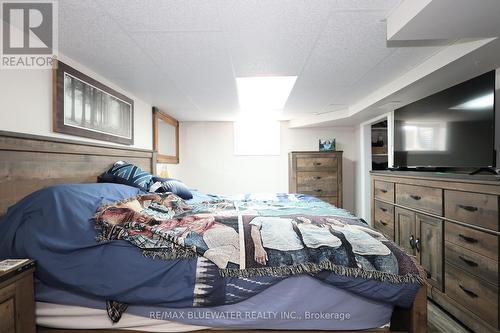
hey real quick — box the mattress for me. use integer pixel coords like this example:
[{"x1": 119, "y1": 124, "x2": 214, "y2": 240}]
[
  {"x1": 36, "y1": 275, "x2": 393, "y2": 331},
  {"x1": 37, "y1": 302, "x2": 210, "y2": 332}
]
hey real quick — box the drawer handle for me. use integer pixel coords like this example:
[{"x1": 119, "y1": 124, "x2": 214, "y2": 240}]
[
  {"x1": 313, "y1": 176, "x2": 322, "y2": 180},
  {"x1": 380, "y1": 189, "x2": 388, "y2": 193},
  {"x1": 459, "y1": 285, "x2": 479, "y2": 298},
  {"x1": 313, "y1": 162, "x2": 322, "y2": 166},
  {"x1": 379, "y1": 207, "x2": 388, "y2": 212},
  {"x1": 314, "y1": 189, "x2": 323, "y2": 193},
  {"x1": 426, "y1": 270, "x2": 432, "y2": 279},
  {"x1": 410, "y1": 195, "x2": 422, "y2": 201},
  {"x1": 415, "y1": 238, "x2": 421, "y2": 252},
  {"x1": 458, "y1": 234, "x2": 478, "y2": 244},
  {"x1": 409, "y1": 235, "x2": 416, "y2": 249},
  {"x1": 458, "y1": 256, "x2": 478, "y2": 267},
  {"x1": 378, "y1": 220, "x2": 388, "y2": 226},
  {"x1": 458, "y1": 204, "x2": 478, "y2": 212}
]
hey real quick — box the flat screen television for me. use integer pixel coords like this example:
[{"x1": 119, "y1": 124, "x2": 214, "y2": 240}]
[{"x1": 393, "y1": 71, "x2": 496, "y2": 169}]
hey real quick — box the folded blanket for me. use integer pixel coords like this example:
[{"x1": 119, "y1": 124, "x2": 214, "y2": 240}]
[{"x1": 94, "y1": 193, "x2": 425, "y2": 285}]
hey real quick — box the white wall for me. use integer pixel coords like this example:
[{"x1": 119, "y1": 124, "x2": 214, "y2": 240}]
[
  {"x1": 0, "y1": 54, "x2": 153, "y2": 150},
  {"x1": 168, "y1": 121, "x2": 359, "y2": 213},
  {"x1": 0, "y1": 55, "x2": 360, "y2": 212}
]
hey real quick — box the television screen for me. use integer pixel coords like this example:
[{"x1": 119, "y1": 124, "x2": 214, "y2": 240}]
[{"x1": 394, "y1": 71, "x2": 496, "y2": 168}]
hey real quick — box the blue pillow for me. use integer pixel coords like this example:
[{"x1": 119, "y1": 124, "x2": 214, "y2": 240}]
[
  {"x1": 151, "y1": 177, "x2": 193, "y2": 200},
  {"x1": 98, "y1": 161, "x2": 154, "y2": 192}
]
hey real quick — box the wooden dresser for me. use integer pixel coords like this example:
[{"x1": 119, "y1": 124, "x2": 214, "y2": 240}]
[
  {"x1": 289, "y1": 151, "x2": 343, "y2": 208},
  {"x1": 371, "y1": 171, "x2": 500, "y2": 333}
]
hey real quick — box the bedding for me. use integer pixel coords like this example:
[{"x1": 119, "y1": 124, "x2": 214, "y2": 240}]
[
  {"x1": 151, "y1": 177, "x2": 193, "y2": 200},
  {"x1": 35, "y1": 275, "x2": 393, "y2": 331},
  {"x1": 94, "y1": 193, "x2": 422, "y2": 284},
  {"x1": 0, "y1": 183, "x2": 423, "y2": 330},
  {"x1": 98, "y1": 161, "x2": 154, "y2": 191},
  {"x1": 98, "y1": 161, "x2": 193, "y2": 199}
]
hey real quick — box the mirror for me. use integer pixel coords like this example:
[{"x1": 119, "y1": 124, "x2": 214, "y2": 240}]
[{"x1": 153, "y1": 107, "x2": 179, "y2": 163}]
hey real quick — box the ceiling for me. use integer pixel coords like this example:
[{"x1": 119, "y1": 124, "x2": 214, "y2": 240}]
[
  {"x1": 58, "y1": 0, "x2": 455, "y2": 122},
  {"x1": 290, "y1": 0, "x2": 500, "y2": 127},
  {"x1": 388, "y1": 0, "x2": 500, "y2": 41}
]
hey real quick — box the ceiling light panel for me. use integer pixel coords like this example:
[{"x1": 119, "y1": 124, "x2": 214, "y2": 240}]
[{"x1": 236, "y1": 76, "x2": 297, "y2": 112}]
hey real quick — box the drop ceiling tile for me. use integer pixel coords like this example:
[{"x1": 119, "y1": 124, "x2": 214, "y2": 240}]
[
  {"x1": 285, "y1": 10, "x2": 392, "y2": 114},
  {"x1": 220, "y1": 0, "x2": 335, "y2": 76},
  {"x1": 57, "y1": 0, "x2": 445, "y2": 122},
  {"x1": 130, "y1": 31, "x2": 239, "y2": 115},
  {"x1": 339, "y1": 44, "x2": 446, "y2": 102},
  {"x1": 332, "y1": 0, "x2": 402, "y2": 10},
  {"x1": 59, "y1": 0, "x2": 198, "y2": 117},
  {"x1": 97, "y1": 0, "x2": 221, "y2": 32}
]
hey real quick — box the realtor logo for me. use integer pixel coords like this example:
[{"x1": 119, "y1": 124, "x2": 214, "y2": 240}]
[{"x1": 1, "y1": 0, "x2": 58, "y2": 69}]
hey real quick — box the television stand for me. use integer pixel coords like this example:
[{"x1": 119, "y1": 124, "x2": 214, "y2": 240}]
[{"x1": 469, "y1": 167, "x2": 500, "y2": 176}]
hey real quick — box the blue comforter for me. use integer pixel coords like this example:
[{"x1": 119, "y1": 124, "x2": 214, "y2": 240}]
[{"x1": 0, "y1": 184, "x2": 419, "y2": 310}]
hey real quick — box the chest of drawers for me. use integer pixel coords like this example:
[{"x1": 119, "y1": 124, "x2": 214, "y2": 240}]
[
  {"x1": 371, "y1": 171, "x2": 500, "y2": 333},
  {"x1": 289, "y1": 151, "x2": 343, "y2": 208}
]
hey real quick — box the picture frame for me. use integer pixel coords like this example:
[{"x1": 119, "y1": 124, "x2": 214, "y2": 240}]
[
  {"x1": 53, "y1": 61, "x2": 134, "y2": 145},
  {"x1": 153, "y1": 107, "x2": 179, "y2": 164},
  {"x1": 319, "y1": 138, "x2": 336, "y2": 151}
]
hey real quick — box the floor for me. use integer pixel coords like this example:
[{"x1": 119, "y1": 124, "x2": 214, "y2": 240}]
[{"x1": 427, "y1": 300, "x2": 471, "y2": 333}]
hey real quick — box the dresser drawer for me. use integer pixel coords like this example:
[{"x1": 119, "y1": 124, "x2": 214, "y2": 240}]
[
  {"x1": 445, "y1": 190, "x2": 498, "y2": 231},
  {"x1": 373, "y1": 219, "x2": 394, "y2": 240},
  {"x1": 374, "y1": 180, "x2": 394, "y2": 203},
  {"x1": 374, "y1": 201, "x2": 394, "y2": 240},
  {"x1": 445, "y1": 241, "x2": 498, "y2": 285},
  {"x1": 296, "y1": 156, "x2": 337, "y2": 171},
  {"x1": 297, "y1": 171, "x2": 337, "y2": 190},
  {"x1": 396, "y1": 184, "x2": 442, "y2": 215},
  {"x1": 445, "y1": 222, "x2": 498, "y2": 260},
  {"x1": 374, "y1": 200, "x2": 394, "y2": 225},
  {"x1": 445, "y1": 263, "x2": 498, "y2": 327},
  {"x1": 297, "y1": 171, "x2": 337, "y2": 196}
]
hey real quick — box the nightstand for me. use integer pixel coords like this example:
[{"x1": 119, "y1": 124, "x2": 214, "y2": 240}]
[{"x1": 0, "y1": 259, "x2": 36, "y2": 333}]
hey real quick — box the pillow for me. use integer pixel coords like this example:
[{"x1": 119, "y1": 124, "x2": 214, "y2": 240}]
[
  {"x1": 98, "y1": 161, "x2": 154, "y2": 192},
  {"x1": 151, "y1": 177, "x2": 193, "y2": 200}
]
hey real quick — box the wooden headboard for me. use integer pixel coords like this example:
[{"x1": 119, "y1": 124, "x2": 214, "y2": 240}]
[{"x1": 0, "y1": 131, "x2": 155, "y2": 216}]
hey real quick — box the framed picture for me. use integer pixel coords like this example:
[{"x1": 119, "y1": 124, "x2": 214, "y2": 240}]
[
  {"x1": 153, "y1": 107, "x2": 179, "y2": 164},
  {"x1": 53, "y1": 61, "x2": 134, "y2": 145},
  {"x1": 319, "y1": 138, "x2": 335, "y2": 151}
]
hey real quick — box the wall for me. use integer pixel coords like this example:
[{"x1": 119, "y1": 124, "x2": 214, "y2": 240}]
[
  {"x1": 0, "y1": 54, "x2": 359, "y2": 212},
  {"x1": 168, "y1": 122, "x2": 359, "y2": 213},
  {"x1": 0, "y1": 54, "x2": 153, "y2": 150}
]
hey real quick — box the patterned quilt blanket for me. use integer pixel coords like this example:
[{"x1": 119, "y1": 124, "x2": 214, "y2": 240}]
[
  {"x1": 94, "y1": 193, "x2": 424, "y2": 285},
  {"x1": 0, "y1": 184, "x2": 425, "y2": 326}
]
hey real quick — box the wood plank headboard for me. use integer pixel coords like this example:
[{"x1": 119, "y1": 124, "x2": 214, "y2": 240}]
[{"x1": 0, "y1": 131, "x2": 156, "y2": 216}]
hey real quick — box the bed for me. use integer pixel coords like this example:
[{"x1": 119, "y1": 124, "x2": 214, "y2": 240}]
[{"x1": 0, "y1": 131, "x2": 427, "y2": 333}]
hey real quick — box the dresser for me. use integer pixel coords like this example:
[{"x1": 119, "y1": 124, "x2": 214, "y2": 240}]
[
  {"x1": 289, "y1": 151, "x2": 342, "y2": 208},
  {"x1": 371, "y1": 171, "x2": 500, "y2": 333}
]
